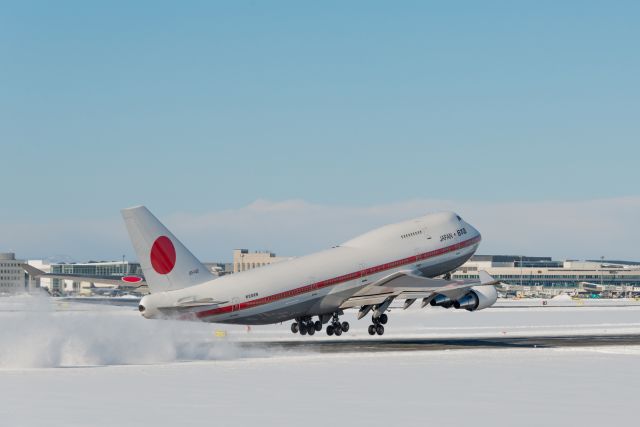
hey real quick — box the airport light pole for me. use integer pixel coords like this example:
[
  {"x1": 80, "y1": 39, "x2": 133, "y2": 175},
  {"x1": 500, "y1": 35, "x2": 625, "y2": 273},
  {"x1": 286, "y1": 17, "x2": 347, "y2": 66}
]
[{"x1": 520, "y1": 255, "x2": 523, "y2": 288}]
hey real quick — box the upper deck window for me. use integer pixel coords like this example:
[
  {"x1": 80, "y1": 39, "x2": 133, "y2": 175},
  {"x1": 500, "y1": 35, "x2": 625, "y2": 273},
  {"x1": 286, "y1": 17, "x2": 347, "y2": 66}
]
[{"x1": 401, "y1": 230, "x2": 423, "y2": 239}]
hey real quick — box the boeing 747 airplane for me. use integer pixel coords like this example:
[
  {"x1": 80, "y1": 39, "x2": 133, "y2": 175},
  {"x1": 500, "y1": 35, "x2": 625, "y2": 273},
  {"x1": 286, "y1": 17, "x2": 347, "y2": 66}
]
[{"x1": 123, "y1": 206, "x2": 498, "y2": 336}]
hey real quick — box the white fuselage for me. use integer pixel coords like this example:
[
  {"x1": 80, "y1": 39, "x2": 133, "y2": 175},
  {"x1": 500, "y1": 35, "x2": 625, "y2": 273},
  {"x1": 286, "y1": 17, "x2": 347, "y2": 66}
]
[{"x1": 140, "y1": 211, "x2": 481, "y2": 324}]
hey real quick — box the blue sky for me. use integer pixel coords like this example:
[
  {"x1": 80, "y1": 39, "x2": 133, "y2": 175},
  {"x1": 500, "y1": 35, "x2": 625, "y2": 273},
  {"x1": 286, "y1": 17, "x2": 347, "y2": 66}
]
[{"x1": 1, "y1": 1, "x2": 638, "y2": 260}]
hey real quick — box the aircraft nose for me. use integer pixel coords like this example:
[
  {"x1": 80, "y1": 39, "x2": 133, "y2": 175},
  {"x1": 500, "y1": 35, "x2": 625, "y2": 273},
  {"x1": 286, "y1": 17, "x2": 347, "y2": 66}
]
[{"x1": 467, "y1": 222, "x2": 482, "y2": 241}]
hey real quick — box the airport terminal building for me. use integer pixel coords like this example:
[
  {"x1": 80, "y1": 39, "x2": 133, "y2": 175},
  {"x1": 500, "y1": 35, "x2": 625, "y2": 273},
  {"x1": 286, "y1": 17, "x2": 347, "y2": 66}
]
[
  {"x1": 453, "y1": 255, "x2": 640, "y2": 297},
  {"x1": 49, "y1": 261, "x2": 144, "y2": 294}
]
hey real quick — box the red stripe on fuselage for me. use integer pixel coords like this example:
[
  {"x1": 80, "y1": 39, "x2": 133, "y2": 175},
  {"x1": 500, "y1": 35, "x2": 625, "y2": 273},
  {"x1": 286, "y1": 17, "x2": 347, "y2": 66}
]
[{"x1": 195, "y1": 235, "x2": 481, "y2": 320}]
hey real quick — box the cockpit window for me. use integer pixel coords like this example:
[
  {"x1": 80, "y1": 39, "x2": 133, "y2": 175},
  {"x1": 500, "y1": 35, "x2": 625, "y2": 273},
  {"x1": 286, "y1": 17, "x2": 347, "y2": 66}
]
[{"x1": 456, "y1": 215, "x2": 462, "y2": 221}]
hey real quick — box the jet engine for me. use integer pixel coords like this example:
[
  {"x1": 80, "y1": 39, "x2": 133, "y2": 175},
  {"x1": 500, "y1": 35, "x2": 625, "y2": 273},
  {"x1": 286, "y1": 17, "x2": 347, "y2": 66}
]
[
  {"x1": 429, "y1": 294, "x2": 454, "y2": 308},
  {"x1": 452, "y1": 286, "x2": 497, "y2": 312}
]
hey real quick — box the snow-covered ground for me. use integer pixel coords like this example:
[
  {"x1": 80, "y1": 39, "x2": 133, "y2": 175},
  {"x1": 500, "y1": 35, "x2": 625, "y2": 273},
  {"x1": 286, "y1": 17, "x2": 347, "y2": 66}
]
[{"x1": 1, "y1": 295, "x2": 639, "y2": 426}]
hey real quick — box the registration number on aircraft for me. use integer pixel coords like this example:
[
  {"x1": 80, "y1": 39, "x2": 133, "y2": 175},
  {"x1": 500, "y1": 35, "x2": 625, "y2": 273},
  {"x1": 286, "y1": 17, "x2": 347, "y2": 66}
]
[{"x1": 440, "y1": 228, "x2": 467, "y2": 242}]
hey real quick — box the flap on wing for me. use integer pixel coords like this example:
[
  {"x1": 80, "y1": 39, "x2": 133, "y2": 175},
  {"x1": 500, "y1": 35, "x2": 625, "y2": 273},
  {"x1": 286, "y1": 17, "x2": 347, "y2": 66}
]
[
  {"x1": 339, "y1": 294, "x2": 393, "y2": 309},
  {"x1": 339, "y1": 271, "x2": 453, "y2": 308},
  {"x1": 369, "y1": 271, "x2": 452, "y2": 289}
]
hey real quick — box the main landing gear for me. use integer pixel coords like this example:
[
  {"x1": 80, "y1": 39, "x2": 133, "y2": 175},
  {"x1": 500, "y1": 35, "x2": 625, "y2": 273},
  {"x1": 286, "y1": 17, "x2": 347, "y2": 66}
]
[
  {"x1": 368, "y1": 313, "x2": 388, "y2": 336},
  {"x1": 290, "y1": 312, "x2": 350, "y2": 338},
  {"x1": 326, "y1": 312, "x2": 349, "y2": 337},
  {"x1": 291, "y1": 310, "x2": 389, "y2": 337},
  {"x1": 290, "y1": 316, "x2": 322, "y2": 336}
]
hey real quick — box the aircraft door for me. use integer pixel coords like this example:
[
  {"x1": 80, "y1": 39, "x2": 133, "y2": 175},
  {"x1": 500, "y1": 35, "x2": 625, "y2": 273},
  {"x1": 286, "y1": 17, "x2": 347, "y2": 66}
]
[
  {"x1": 359, "y1": 263, "x2": 371, "y2": 285},
  {"x1": 231, "y1": 297, "x2": 240, "y2": 311},
  {"x1": 308, "y1": 276, "x2": 319, "y2": 297},
  {"x1": 422, "y1": 227, "x2": 432, "y2": 241}
]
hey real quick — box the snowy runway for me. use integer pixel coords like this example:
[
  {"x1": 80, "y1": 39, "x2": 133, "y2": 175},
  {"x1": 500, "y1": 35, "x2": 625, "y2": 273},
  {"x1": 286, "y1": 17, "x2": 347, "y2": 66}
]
[
  {"x1": 235, "y1": 333, "x2": 640, "y2": 353},
  {"x1": 3, "y1": 347, "x2": 639, "y2": 427},
  {"x1": 1, "y1": 296, "x2": 639, "y2": 426}
]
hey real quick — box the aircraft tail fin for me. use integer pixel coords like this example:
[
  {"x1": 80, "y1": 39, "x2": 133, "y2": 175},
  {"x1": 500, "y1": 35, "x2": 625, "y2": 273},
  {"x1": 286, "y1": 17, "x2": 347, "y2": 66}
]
[{"x1": 121, "y1": 206, "x2": 214, "y2": 293}]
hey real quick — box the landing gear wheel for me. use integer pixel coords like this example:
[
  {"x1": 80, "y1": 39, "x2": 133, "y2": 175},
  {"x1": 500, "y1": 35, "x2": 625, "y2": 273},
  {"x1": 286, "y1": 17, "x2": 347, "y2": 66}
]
[
  {"x1": 314, "y1": 321, "x2": 322, "y2": 332},
  {"x1": 291, "y1": 322, "x2": 299, "y2": 333},
  {"x1": 379, "y1": 314, "x2": 388, "y2": 325},
  {"x1": 376, "y1": 325, "x2": 385, "y2": 335},
  {"x1": 299, "y1": 324, "x2": 307, "y2": 335},
  {"x1": 368, "y1": 325, "x2": 376, "y2": 335},
  {"x1": 307, "y1": 326, "x2": 315, "y2": 336},
  {"x1": 327, "y1": 311, "x2": 347, "y2": 337}
]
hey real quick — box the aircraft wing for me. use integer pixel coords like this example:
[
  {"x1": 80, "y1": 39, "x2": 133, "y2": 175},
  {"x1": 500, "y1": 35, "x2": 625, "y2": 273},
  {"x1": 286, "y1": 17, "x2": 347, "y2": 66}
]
[{"x1": 339, "y1": 270, "x2": 498, "y2": 309}]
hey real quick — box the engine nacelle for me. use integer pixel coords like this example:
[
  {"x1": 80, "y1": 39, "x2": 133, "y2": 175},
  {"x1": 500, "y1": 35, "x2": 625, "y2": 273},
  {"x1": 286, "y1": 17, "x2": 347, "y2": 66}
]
[
  {"x1": 453, "y1": 286, "x2": 498, "y2": 312},
  {"x1": 430, "y1": 294, "x2": 454, "y2": 308}
]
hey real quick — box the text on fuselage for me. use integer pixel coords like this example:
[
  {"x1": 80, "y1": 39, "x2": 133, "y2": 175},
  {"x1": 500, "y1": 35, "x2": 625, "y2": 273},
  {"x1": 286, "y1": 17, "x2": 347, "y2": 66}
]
[{"x1": 440, "y1": 227, "x2": 467, "y2": 242}]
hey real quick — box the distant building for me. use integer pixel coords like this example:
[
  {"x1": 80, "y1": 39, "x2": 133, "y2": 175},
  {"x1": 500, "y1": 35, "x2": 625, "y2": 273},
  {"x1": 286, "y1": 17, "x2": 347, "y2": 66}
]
[
  {"x1": 0, "y1": 253, "x2": 25, "y2": 294},
  {"x1": 233, "y1": 249, "x2": 289, "y2": 273},
  {"x1": 45, "y1": 259, "x2": 234, "y2": 294},
  {"x1": 453, "y1": 255, "x2": 640, "y2": 297},
  {"x1": 464, "y1": 255, "x2": 563, "y2": 269},
  {"x1": 26, "y1": 260, "x2": 51, "y2": 291},
  {"x1": 204, "y1": 262, "x2": 234, "y2": 276},
  {"x1": 50, "y1": 260, "x2": 143, "y2": 294}
]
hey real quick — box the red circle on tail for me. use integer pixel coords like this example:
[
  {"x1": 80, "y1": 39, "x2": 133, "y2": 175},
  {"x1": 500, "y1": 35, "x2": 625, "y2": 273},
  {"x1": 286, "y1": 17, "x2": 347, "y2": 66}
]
[{"x1": 150, "y1": 236, "x2": 176, "y2": 274}]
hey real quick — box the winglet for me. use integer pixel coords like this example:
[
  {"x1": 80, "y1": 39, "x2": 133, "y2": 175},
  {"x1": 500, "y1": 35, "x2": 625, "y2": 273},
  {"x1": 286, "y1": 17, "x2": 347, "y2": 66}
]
[{"x1": 479, "y1": 270, "x2": 500, "y2": 286}]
